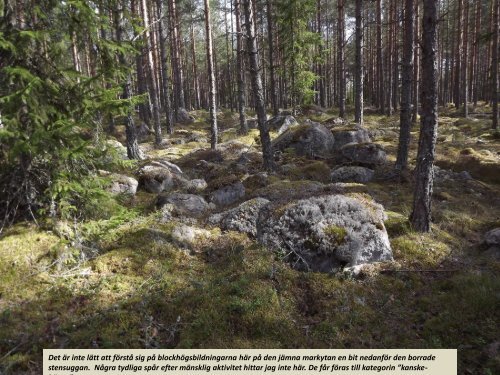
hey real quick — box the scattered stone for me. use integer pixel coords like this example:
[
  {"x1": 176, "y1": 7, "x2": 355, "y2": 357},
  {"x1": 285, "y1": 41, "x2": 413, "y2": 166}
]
[
  {"x1": 433, "y1": 166, "x2": 473, "y2": 183},
  {"x1": 484, "y1": 228, "x2": 500, "y2": 247},
  {"x1": 257, "y1": 194, "x2": 393, "y2": 272},
  {"x1": 187, "y1": 132, "x2": 208, "y2": 143},
  {"x1": 272, "y1": 122, "x2": 335, "y2": 159},
  {"x1": 340, "y1": 143, "x2": 387, "y2": 166},
  {"x1": 331, "y1": 126, "x2": 371, "y2": 150},
  {"x1": 210, "y1": 182, "x2": 246, "y2": 207},
  {"x1": 331, "y1": 166, "x2": 374, "y2": 183},
  {"x1": 156, "y1": 193, "x2": 210, "y2": 218},
  {"x1": 171, "y1": 224, "x2": 213, "y2": 248},
  {"x1": 185, "y1": 179, "x2": 208, "y2": 193},
  {"x1": 209, "y1": 198, "x2": 270, "y2": 236}
]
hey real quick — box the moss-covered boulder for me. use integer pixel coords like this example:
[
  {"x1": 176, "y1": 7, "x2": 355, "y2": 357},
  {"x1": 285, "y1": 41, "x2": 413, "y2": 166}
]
[
  {"x1": 331, "y1": 126, "x2": 371, "y2": 150},
  {"x1": 256, "y1": 194, "x2": 393, "y2": 272},
  {"x1": 340, "y1": 142, "x2": 387, "y2": 166},
  {"x1": 331, "y1": 166, "x2": 374, "y2": 183},
  {"x1": 272, "y1": 122, "x2": 335, "y2": 159}
]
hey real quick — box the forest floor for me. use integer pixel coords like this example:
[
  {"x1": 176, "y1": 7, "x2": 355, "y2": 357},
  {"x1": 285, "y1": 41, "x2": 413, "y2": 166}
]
[{"x1": 0, "y1": 104, "x2": 499, "y2": 374}]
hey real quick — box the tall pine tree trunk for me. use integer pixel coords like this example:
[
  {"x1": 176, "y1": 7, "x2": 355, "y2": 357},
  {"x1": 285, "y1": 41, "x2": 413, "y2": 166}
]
[
  {"x1": 354, "y1": 0, "x2": 364, "y2": 125},
  {"x1": 410, "y1": 0, "x2": 439, "y2": 233},
  {"x1": 337, "y1": 0, "x2": 346, "y2": 118},
  {"x1": 157, "y1": 0, "x2": 173, "y2": 134},
  {"x1": 463, "y1": 1, "x2": 469, "y2": 118},
  {"x1": 267, "y1": 0, "x2": 279, "y2": 116},
  {"x1": 243, "y1": 0, "x2": 274, "y2": 171},
  {"x1": 116, "y1": 1, "x2": 143, "y2": 160},
  {"x1": 235, "y1": 0, "x2": 247, "y2": 133},
  {"x1": 204, "y1": 0, "x2": 218, "y2": 149},
  {"x1": 412, "y1": 0, "x2": 420, "y2": 123},
  {"x1": 395, "y1": 0, "x2": 414, "y2": 172},
  {"x1": 493, "y1": 0, "x2": 499, "y2": 129},
  {"x1": 140, "y1": 0, "x2": 162, "y2": 145},
  {"x1": 376, "y1": 0, "x2": 384, "y2": 114}
]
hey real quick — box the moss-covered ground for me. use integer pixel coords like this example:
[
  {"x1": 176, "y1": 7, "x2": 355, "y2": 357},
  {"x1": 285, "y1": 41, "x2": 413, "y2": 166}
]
[{"x1": 1, "y1": 105, "x2": 499, "y2": 374}]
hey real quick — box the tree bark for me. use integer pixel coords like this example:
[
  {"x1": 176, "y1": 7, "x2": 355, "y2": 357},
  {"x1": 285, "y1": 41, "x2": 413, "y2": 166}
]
[
  {"x1": 337, "y1": 0, "x2": 346, "y2": 118},
  {"x1": 354, "y1": 0, "x2": 364, "y2": 125},
  {"x1": 410, "y1": 0, "x2": 439, "y2": 233},
  {"x1": 267, "y1": 0, "x2": 279, "y2": 116},
  {"x1": 462, "y1": 0, "x2": 469, "y2": 118},
  {"x1": 243, "y1": 0, "x2": 274, "y2": 171},
  {"x1": 157, "y1": 0, "x2": 173, "y2": 134},
  {"x1": 140, "y1": 0, "x2": 162, "y2": 146},
  {"x1": 493, "y1": 0, "x2": 499, "y2": 130},
  {"x1": 203, "y1": 0, "x2": 218, "y2": 149},
  {"x1": 453, "y1": 0, "x2": 463, "y2": 109},
  {"x1": 395, "y1": 0, "x2": 414, "y2": 172},
  {"x1": 412, "y1": 0, "x2": 420, "y2": 123},
  {"x1": 376, "y1": 0, "x2": 384, "y2": 114},
  {"x1": 116, "y1": 1, "x2": 143, "y2": 160},
  {"x1": 235, "y1": 0, "x2": 248, "y2": 133}
]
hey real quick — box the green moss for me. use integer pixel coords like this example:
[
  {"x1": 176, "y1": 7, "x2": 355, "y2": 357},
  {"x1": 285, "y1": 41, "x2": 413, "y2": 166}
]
[
  {"x1": 287, "y1": 161, "x2": 332, "y2": 183},
  {"x1": 323, "y1": 225, "x2": 347, "y2": 245}
]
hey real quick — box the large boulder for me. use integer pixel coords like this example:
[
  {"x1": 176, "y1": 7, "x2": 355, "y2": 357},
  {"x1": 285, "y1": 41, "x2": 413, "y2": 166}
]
[
  {"x1": 156, "y1": 193, "x2": 210, "y2": 218},
  {"x1": 257, "y1": 194, "x2": 393, "y2": 272},
  {"x1": 210, "y1": 182, "x2": 246, "y2": 207},
  {"x1": 267, "y1": 115, "x2": 299, "y2": 134},
  {"x1": 272, "y1": 122, "x2": 335, "y2": 159},
  {"x1": 331, "y1": 126, "x2": 371, "y2": 150},
  {"x1": 340, "y1": 143, "x2": 387, "y2": 166},
  {"x1": 209, "y1": 198, "x2": 270, "y2": 236},
  {"x1": 137, "y1": 160, "x2": 184, "y2": 193},
  {"x1": 106, "y1": 139, "x2": 128, "y2": 160},
  {"x1": 484, "y1": 228, "x2": 500, "y2": 247},
  {"x1": 176, "y1": 108, "x2": 195, "y2": 124},
  {"x1": 171, "y1": 224, "x2": 213, "y2": 249},
  {"x1": 331, "y1": 166, "x2": 374, "y2": 183}
]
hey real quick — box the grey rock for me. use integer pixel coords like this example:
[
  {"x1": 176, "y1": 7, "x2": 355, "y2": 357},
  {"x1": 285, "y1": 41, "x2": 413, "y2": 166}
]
[
  {"x1": 176, "y1": 108, "x2": 195, "y2": 124},
  {"x1": 340, "y1": 143, "x2": 387, "y2": 166},
  {"x1": 272, "y1": 122, "x2": 335, "y2": 159},
  {"x1": 433, "y1": 166, "x2": 473, "y2": 183},
  {"x1": 209, "y1": 198, "x2": 270, "y2": 236},
  {"x1": 156, "y1": 193, "x2": 210, "y2": 218},
  {"x1": 99, "y1": 170, "x2": 138, "y2": 195},
  {"x1": 171, "y1": 224, "x2": 213, "y2": 248},
  {"x1": 332, "y1": 126, "x2": 371, "y2": 150},
  {"x1": 267, "y1": 115, "x2": 299, "y2": 134},
  {"x1": 257, "y1": 194, "x2": 393, "y2": 272},
  {"x1": 106, "y1": 139, "x2": 128, "y2": 160},
  {"x1": 210, "y1": 182, "x2": 246, "y2": 207},
  {"x1": 137, "y1": 160, "x2": 183, "y2": 193},
  {"x1": 185, "y1": 179, "x2": 208, "y2": 193},
  {"x1": 484, "y1": 228, "x2": 500, "y2": 246},
  {"x1": 137, "y1": 122, "x2": 153, "y2": 142},
  {"x1": 331, "y1": 166, "x2": 374, "y2": 183}
]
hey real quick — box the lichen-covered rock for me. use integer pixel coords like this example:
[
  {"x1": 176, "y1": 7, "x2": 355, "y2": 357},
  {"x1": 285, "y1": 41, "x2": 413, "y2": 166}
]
[
  {"x1": 331, "y1": 166, "x2": 374, "y2": 183},
  {"x1": 331, "y1": 126, "x2": 371, "y2": 150},
  {"x1": 137, "y1": 160, "x2": 183, "y2": 193},
  {"x1": 171, "y1": 224, "x2": 213, "y2": 248},
  {"x1": 433, "y1": 165, "x2": 473, "y2": 183},
  {"x1": 185, "y1": 179, "x2": 208, "y2": 193},
  {"x1": 340, "y1": 143, "x2": 387, "y2": 166},
  {"x1": 272, "y1": 122, "x2": 335, "y2": 159},
  {"x1": 106, "y1": 139, "x2": 128, "y2": 160},
  {"x1": 209, "y1": 198, "x2": 270, "y2": 236},
  {"x1": 156, "y1": 193, "x2": 210, "y2": 218},
  {"x1": 267, "y1": 115, "x2": 299, "y2": 134},
  {"x1": 257, "y1": 194, "x2": 393, "y2": 272},
  {"x1": 210, "y1": 182, "x2": 246, "y2": 207}
]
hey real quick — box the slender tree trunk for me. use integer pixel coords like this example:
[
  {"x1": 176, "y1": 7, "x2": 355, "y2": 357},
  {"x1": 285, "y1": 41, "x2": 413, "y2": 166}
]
[
  {"x1": 169, "y1": 0, "x2": 185, "y2": 114},
  {"x1": 410, "y1": 0, "x2": 439, "y2": 233},
  {"x1": 337, "y1": 0, "x2": 346, "y2": 118},
  {"x1": 140, "y1": 0, "x2": 162, "y2": 145},
  {"x1": 412, "y1": 0, "x2": 420, "y2": 123},
  {"x1": 235, "y1": 0, "x2": 248, "y2": 133},
  {"x1": 463, "y1": 1, "x2": 469, "y2": 118},
  {"x1": 243, "y1": 0, "x2": 274, "y2": 171},
  {"x1": 493, "y1": 0, "x2": 499, "y2": 129},
  {"x1": 191, "y1": 21, "x2": 201, "y2": 110},
  {"x1": 395, "y1": 0, "x2": 414, "y2": 172},
  {"x1": 453, "y1": 0, "x2": 463, "y2": 109},
  {"x1": 354, "y1": 0, "x2": 364, "y2": 125},
  {"x1": 116, "y1": 1, "x2": 143, "y2": 160},
  {"x1": 157, "y1": 0, "x2": 173, "y2": 134},
  {"x1": 386, "y1": 0, "x2": 394, "y2": 116},
  {"x1": 376, "y1": 0, "x2": 384, "y2": 114},
  {"x1": 266, "y1": 0, "x2": 279, "y2": 116},
  {"x1": 204, "y1": 0, "x2": 218, "y2": 149}
]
